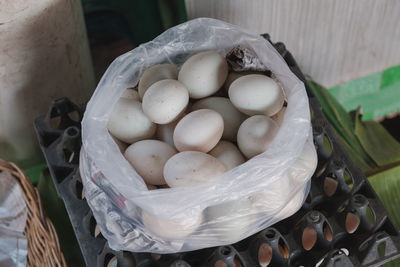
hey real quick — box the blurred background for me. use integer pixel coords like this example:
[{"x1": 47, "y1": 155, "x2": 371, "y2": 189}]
[{"x1": 0, "y1": 0, "x2": 399, "y2": 266}]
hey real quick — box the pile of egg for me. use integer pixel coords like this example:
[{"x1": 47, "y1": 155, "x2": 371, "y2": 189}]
[
  {"x1": 108, "y1": 51, "x2": 286, "y2": 189},
  {"x1": 107, "y1": 50, "x2": 316, "y2": 242}
]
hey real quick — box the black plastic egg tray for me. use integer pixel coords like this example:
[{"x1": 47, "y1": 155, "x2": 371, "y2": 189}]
[{"x1": 34, "y1": 36, "x2": 400, "y2": 267}]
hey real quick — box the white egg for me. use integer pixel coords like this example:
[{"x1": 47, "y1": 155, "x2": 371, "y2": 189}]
[
  {"x1": 178, "y1": 51, "x2": 228, "y2": 99},
  {"x1": 223, "y1": 71, "x2": 262, "y2": 92},
  {"x1": 111, "y1": 135, "x2": 129, "y2": 153},
  {"x1": 250, "y1": 178, "x2": 290, "y2": 214},
  {"x1": 274, "y1": 184, "x2": 307, "y2": 220},
  {"x1": 250, "y1": 141, "x2": 317, "y2": 220},
  {"x1": 156, "y1": 120, "x2": 179, "y2": 148},
  {"x1": 250, "y1": 178, "x2": 307, "y2": 221},
  {"x1": 138, "y1": 64, "x2": 178, "y2": 98},
  {"x1": 156, "y1": 112, "x2": 186, "y2": 148},
  {"x1": 107, "y1": 98, "x2": 156, "y2": 143},
  {"x1": 209, "y1": 141, "x2": 245, "y2": 170},
  {"x1": 142, "y1": 79, "x2": 189, "y2": 124},
  {"x1": 124, "y1": 140, "x2": 177, "y2": 185},
  {"x1": 173, "y1": 109, "x2": 224, "y2": 153},
  {"x1": 270, "y1": 106, "x2": 286, "y2": 126},
  {"x1": 192, "y1": 97, "x2": 247, "y2": 142},
  {"x1": 204, "y1": 197, "x2": 254, "y2": 243},
  {"x1": 237, "y1": 115, "x2": 279, "y2": 158},
  {"x1": 142, "y1": 210, "x2": 202, "y2": 239},
  {"x1": 229, "y1": 74, "x2": 285, "y2": 116},
  {"x1": 164, "y1": 151, "x2": 227, "y2": 187},
  {"x1": 121, "y1": 88, "x2": 140, "y2": 101},
  {"x1": 287, "y1": 140, "x2": 318, "y2": 185}
]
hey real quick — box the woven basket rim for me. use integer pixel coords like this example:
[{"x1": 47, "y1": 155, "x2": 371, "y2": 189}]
[{"x1": 0, "y1": 159, "x2": 67, "y2": 267}]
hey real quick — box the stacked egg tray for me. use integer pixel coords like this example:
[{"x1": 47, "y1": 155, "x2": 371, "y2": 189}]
[{"x1": 34, "y1": 36, "x2": 400, "y2": 267}]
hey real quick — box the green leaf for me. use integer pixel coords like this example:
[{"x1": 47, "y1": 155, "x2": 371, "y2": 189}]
[
  {"x1": 308, "y1": 81, "x2": 376, "y2": 167},
  {"x1": 308, "y1": 81, "x2": 355, "y2": 146},
  {"x1": 354, "y1": 110, "x2": 400, "y2": 167},
  {"x1": 369, "y1": 165, "x2": 400, "y2": 229},
  {"x1": 333, "y1": 128, "x2": 372, "y2": 173},
  {"x1": 369, "y1": 166, "x2": 400, "y2": 267}
]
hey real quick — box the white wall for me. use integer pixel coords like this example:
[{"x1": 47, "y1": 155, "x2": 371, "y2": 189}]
[{"x1": 185, "y1": 0, "x2": 400, "y2": 87}]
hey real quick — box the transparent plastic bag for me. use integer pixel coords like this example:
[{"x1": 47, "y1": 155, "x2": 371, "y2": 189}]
[{"x1": 80, "y1": 18, "x2": 317, "y2": 253}]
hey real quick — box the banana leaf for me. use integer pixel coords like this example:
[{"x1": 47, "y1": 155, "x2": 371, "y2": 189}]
[
  {"x1": 369, "y1": 166, "x2": 400, "y2": 229},
  {"x1": 369, "y1": 166, "x2": 400, "y2": 267},
  {"x1": 354, "y1": 109, "x2": 400, "y2": 173},
  {"x1": 308, "y1": 81, "x2": 376, "y2": 168}
]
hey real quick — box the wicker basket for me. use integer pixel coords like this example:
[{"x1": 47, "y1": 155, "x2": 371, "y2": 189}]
[{"x1": 0, "y1": 159, "x2": 67, "y2": 267}]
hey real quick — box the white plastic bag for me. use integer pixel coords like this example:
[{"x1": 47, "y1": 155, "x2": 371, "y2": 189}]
[{"x1": 80, "y1": 18, "x2": 316, "y2": 253}]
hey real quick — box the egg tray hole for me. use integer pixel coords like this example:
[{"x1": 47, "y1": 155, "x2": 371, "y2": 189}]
[{"x1": 34, "y1": 35, "x2": 400, "y2": 267}]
